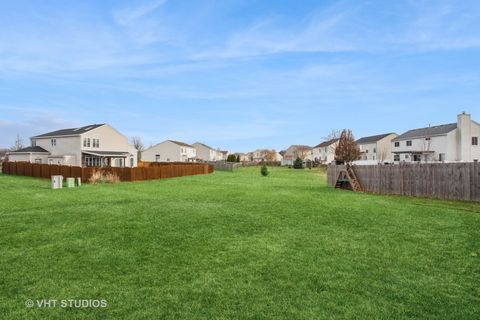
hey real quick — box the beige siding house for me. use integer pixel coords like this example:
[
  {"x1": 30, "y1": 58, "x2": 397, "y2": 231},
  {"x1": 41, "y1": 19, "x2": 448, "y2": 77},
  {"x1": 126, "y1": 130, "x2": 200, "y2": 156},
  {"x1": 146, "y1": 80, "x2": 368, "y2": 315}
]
[
  {"x1": 281, "y1": 145, "x2": 312, "y2": 166},
  {"x1": 142, "y1": 140, "x2": 196, "y2": 162},
  {"x1": 8, "y1": 124, "x2": 137, "y2": 167},
  {"x1": 354, "y1": 133, "x2": 397, "y2": 165},
  {"x1": 193, "y1": 142, "x2": 227, "y2": 162},
  {"x1": 392, "y1": 113, "x2": 480, "y2": 163}
]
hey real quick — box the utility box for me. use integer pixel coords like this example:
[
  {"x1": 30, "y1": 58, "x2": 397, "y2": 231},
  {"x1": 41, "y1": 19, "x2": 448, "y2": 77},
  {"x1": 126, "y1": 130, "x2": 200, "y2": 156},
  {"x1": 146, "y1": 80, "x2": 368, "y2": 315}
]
[
  {"x1": 51, "y1": 175, "x2": 63, "y2": 189},
  {"x1": 76, "y1": 177, "x2": 82, "y2": 187},
  {"x1": 66, "y1": 177, "x2": 75, "y2": 188}
]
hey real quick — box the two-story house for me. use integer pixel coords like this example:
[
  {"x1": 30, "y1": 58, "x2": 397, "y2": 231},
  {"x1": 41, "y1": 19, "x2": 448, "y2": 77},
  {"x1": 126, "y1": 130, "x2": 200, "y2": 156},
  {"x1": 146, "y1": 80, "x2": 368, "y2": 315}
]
[
  {"x1": 7, "y1": 124, "x2": 138, "y2": 167},
  {"x1": 142, "y1": 140, "x2": 196, "y2": 162},
  {"x1": 354, "y1": 133, "x2": 397, "y2": 165},
  {"x1": 311, "y1": 139, "x2": 339, "y2": 164},
  {"x1": 281, "y1": 145, "x2": 312, "y2": 166},
  {"x1": 193, "y1": 142, "x2": 228, "y2": 162},
  {"x1": 392, "y1": 112, "x2": 480, "y2": 163}
]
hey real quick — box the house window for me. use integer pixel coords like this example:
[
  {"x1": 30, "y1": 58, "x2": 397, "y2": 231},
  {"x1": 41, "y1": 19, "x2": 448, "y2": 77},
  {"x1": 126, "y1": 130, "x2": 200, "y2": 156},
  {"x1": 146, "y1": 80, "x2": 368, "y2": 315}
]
[
  {"x1": 51, "y1": 139, "x2": 56, "y2": 146},
  {"x1": 394, "y1": 154, "x2": 400, "y2": 161},
  {"x1": 83, "y1": 138, "x2": 87, "y2": 147},
  {"x1": 413, "y1": 154, "x2": 421, "y2": 162},
  {"x1": 130, "y1": 157, "x2": 134, "y2": 168},
  {"x1": 35, "y1": 158, "x2": 42, "y2": 164},
  {"x1": 32, "y1": 140, "x2": 36, "y2": 147},
  {"x1": 85, "y1": 156, "x2": 101, "y2": 167},
  {"x1": 115, "y1": 159, "x2": 124, "y2": 167},
  {"x1": 473, "y1": 137, "x2": 478, "y2": 146},
  {"x1": 373, "y1": 148, "x2": 376, "y2": 153},
  {"x1": 87, "y1": 138, "x2": 91, "y2": 147},
  {"x1": 394, "y1": 142, "x2": 400, "y2": 147},
  {"x1": 365, "y1": 149, "x2": 368, "y2": 154},
  {"x1": 405, "y1": 154, "x2": 409, "y2": 159},
  {"x1": 425, "y1": 137, "x2": 431, "y2": 141},
  {"x1": 406, "y1": 141, "x2": 412, "y2": 146},
  {"x1": 92, "y1": 139, "x2": 99, "y2": 148},
  {"x1": 155, "y1": 154, "x2": 160, "y2": 162},
  {"x1": 439, "y1": 153, "x2": 445, "y2": 162}
]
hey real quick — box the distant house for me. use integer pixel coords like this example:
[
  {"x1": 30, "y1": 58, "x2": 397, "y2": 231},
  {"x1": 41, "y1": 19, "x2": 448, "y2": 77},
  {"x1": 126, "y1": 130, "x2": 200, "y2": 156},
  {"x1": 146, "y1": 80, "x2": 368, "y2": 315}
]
[
  {"x1": 232, "y1": 152, "x2": 250, "y2": 162},
  {"x1": 248, "y1": 149, "x2": 283, "y2": 162},
  {"x1": 392, "y1": 112, "x2": 480, "y2": 163},
  {"x1": 193, "y1": 142, "x2": 227, "y2": 162},
  {"x1": 354, "y1": 133, "x2": 397, "y2": 165},
  {"x1": 311, "y1": 139, "x2": 339, "y2": 164},
  {"x1": 281, "y1": 145, "x2": 312, "y2": 166},
  {"x1": 7, "y1": 124, "x2": 137, "y2": 167},
  {"x1": 142, "y1": 140, "x2": 196, "y2": 162}
]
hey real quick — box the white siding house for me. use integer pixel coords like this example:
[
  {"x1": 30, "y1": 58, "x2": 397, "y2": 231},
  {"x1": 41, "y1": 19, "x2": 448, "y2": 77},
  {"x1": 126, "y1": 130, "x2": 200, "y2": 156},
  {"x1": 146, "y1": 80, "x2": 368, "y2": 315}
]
[
  {"x1": 8, "y1": 124, "x2": 137, "y2": 167},
  {"x1": 311, "y1": 139, "x2": 339, "y2": 164},
  {"x1": 142, "y1": 140, "x2": 196, "y2": 162},
  {"x1": 392, "y1": 112, "x2": 480, "y2": 163},
  {"x1": 354, "y1": 133, "x2": 397, "y2": 165}
]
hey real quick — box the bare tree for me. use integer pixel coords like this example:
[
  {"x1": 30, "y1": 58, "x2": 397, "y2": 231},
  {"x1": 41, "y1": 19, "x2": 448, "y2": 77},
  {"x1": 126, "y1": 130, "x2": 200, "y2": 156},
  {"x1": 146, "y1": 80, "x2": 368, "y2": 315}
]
[
  {"x1": 335, "y1": 129, "x2": 360, "y2": 164},
  {"x1": 322, "y1": 129, "x2": 341, "y2": 141},
  {"x1": 131, "y1": 136, "x2": 144, "y2": 161},
  {"x1": 322, "y1": 129, "x2": 341, "y2": 155},
  {"x1": 264, "y1": 149, "x2": 277, "y2": 162},
  {"x1": 10, "y1": 134, "x2": 24, "y2": 151},
  {"x1": 293, "y1": 146, "x2": 311, "y2": 160}
]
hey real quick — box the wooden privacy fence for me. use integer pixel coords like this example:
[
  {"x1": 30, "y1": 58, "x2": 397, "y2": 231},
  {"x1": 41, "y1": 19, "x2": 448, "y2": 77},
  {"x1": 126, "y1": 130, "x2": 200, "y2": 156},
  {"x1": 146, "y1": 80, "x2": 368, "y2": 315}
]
[
  {"x1": 1, "y1": 161, "x2": 213, "y2": 183},
  {"x1": 327, "y1": 163, "x2": 480, "y2": 202}
]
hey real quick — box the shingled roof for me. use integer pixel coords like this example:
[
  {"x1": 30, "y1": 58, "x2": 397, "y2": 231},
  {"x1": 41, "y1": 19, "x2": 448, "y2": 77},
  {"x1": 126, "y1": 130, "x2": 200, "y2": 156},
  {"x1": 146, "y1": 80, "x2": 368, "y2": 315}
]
[
  {"x1": 9, "y1": 146, "x2": 49, "y2": 153},
  {"x1": 32, "y1": 124, "x2": 105, "y2": 138},
  {"x1": 314, "y1": 139, "x2": 339, "y2": 148},
  {"x1": 356, "y1": 133, "x2": 396, "y2": 144},
  {"x1": 393, "y1": 123, "x2": 457, "y2": 141},
  {"x1": 168, "y1": 140, "x2": 194, "y2": 148}
]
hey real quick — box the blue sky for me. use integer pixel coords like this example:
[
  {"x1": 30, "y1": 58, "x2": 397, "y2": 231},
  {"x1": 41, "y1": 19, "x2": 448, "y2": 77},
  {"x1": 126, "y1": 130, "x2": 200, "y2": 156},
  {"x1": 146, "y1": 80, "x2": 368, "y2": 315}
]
[{"x1": 1, "y1": 0, "x2": 479, "y2": 152}]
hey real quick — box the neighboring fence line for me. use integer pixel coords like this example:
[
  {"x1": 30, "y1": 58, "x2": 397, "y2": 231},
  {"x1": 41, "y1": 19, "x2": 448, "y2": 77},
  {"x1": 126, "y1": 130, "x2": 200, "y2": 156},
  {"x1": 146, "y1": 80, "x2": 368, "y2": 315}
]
[
  {"x1": 327, "y1": 163, "x2": 480, "y2": 202},
  {"x1": 1, "y1": 161, "x2": 213, "y2": 183}
]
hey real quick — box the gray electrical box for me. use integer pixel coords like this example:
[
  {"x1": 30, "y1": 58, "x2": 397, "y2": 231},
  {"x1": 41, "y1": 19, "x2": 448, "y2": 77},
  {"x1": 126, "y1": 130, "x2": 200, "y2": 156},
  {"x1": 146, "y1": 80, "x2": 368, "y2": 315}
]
[{"x1": 51, "y1": 175, "x2": 63, "y2": 189}]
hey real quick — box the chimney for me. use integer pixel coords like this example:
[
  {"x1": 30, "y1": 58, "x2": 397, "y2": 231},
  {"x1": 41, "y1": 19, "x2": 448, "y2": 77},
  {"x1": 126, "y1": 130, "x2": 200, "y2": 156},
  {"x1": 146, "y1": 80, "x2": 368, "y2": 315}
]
[{"x1": 457, "y1": 112, "x2": 471, "y2": 161}]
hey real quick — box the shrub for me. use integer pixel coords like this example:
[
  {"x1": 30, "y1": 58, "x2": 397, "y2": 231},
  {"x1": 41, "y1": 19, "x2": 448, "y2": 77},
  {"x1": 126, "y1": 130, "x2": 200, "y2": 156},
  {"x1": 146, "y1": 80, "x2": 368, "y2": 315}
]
[
  {"x1": 260, "y1": 164, "x2": 269, "y2": 176},
  {"x1": 293, "y1": 157, "x2": 303, "y2": 169},
  {"x1": 88, "y1": 170, "x2": 120, "y2": 184}
]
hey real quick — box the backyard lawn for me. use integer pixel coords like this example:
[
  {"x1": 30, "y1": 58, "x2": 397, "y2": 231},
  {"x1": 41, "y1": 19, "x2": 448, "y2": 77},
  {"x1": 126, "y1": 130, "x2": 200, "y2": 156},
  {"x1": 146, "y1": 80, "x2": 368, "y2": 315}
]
[{"x1": 0, "y1": 167, "x2": 479, "y2": 319}]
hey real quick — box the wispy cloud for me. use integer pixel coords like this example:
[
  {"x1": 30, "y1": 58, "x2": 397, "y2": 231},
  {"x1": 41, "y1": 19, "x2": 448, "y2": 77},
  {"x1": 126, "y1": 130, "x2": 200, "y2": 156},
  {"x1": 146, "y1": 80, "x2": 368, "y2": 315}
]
[{"x1": 113, "y1": 0, "x2": 167, "y2": 26}]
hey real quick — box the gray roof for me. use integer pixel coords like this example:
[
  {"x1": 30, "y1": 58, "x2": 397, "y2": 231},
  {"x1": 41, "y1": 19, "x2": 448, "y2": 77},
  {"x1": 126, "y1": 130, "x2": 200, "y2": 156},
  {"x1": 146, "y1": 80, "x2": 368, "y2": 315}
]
[
  {"x1": 32, "y1": 124, "x2": 105, "y2": 138},
  {"x1": 193, "y1": 142, "x2": 214, "y2": 150},
  {"x1": 314, "y1": 139, "x2": 338, "y2": 148},
  {"x1": 83, "y1": 151, "x2": 130, "y2": 156},
  {"x1": 356, "y1": 133, "x2": 396, "y2": 144},
  {"x1": 9, "y1": 146, "x2": 49, "y2": 153},
  {"x1": 168, "y1": 140, "x2": 194, "y2": 148},
  {"x1": 393, "y1": 123, "x2": 457, "y2": 141}
]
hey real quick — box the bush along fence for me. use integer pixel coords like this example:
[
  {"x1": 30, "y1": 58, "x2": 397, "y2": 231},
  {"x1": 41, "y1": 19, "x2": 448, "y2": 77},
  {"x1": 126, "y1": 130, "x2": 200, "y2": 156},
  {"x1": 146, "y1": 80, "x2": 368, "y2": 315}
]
[
  {"x1": 1, "y1": 161, "x2": 214, "y2": 183},
  {"x1": 327, "y1": 162, "x2": 480, "y2": 202}
]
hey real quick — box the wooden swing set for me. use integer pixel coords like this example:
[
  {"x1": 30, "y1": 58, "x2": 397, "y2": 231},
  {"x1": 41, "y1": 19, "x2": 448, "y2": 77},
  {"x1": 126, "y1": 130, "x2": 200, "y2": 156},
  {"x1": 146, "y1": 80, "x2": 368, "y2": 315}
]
[{"x1": 335, "y1": 164, "x2": 362, "y2": 192}]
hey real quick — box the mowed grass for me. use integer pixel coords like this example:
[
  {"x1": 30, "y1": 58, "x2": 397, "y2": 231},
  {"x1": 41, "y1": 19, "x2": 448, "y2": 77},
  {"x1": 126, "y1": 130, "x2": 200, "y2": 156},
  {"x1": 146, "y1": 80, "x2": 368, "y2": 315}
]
[{"x1": 0, "y1": 167, "x2": 479, "y2": 320}]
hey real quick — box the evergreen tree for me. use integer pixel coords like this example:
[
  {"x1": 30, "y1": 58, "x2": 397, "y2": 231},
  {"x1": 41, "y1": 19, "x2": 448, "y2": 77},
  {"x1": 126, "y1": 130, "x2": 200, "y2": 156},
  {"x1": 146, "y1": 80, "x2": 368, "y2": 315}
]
[
  {"x1": 293, "y1": 157, "x2": 303, "y2": 169},
  {"x1": 260, "y1": 164, "x2": 269, "y2": 176}
]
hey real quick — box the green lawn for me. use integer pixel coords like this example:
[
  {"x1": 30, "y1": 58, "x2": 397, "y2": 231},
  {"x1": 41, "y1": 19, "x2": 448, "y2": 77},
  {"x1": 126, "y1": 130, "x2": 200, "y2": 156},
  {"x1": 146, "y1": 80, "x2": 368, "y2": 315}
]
[{"x1": 0, "y1": 167, "x2": 479, "y2": 319}]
